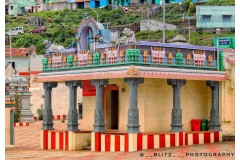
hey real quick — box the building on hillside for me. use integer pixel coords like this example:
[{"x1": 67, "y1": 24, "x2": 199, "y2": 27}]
[
  {"x1": 156, "y1": 0, "x2": 207, "y2": 5},
  {"x1": 38, "y1": 0, "x2": 108, "y2": 11},
  {"x1": 8, "y1": 0, "x2": 35, "y2": 16},
  {"x1": 5, "y1": 0, "x2": 9, "y2": 15},
  {"x1": 34, "y1": 14, "x2": 234, "y2": 152},
  {"x1": 196, "y1": 6, "x2": 235, "y2": 29}
]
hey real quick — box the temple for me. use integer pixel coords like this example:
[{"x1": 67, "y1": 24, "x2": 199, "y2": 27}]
[{"x1": 35, "y1": 13, "x2": 231, "y2": 152}]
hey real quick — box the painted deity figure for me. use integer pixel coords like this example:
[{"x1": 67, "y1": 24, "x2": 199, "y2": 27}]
[
  {"x1": 67, "y1": 53, "x2": 74, "y2": 67},
  {"x1": 93, "y1": 50, "x2": 101, "y2": 65},
  {"x1": 186, "y1": 53, "x2": 191, "y2": 66},
  {"x1": 63, "y1": 55, "x2": 67, "y2": 67},
  {"x1": 48, "y1": 55, "x2": 52, "y2": 68},
  {"x1": 42, "y1": 55, "x2": 48, "y2": 70},
  {"x1": 175, "y1": 49, "x2": 183, "y2": 65},
  {"x1": 88, "y1": 30, "x2": 94, "y2": 51}
]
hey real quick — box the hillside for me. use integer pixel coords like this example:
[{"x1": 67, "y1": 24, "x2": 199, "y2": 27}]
[{"x1": 5, "y1": 0, "x2": 235, "y2": 54}]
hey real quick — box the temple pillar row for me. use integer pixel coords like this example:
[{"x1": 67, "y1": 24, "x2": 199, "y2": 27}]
[
  {"x1": 124, "y1": 78, "x2": 144, "y2": 133},
  {"x1": 42, "y1": 82, "x2": 58, "y2": 130},
  {"x1": 91, "y1": 79, "x2": 109, "y2": 132},
  {"x1": 206, "y1": 81, "x2": 221, "y2": 131},
  {"x1": 167, "y1": 79, "x2": 186, "y2": 132},
  {"x1": 65, "y1": 81, "x2": 82, "y2": 131}
]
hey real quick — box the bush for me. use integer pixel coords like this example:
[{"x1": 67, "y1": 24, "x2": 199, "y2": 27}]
[
  {"x1": 14, "y1": 93, "x2": 23, "y2": 122},
  {"x1": 36, "y1": 104, "x2": 44, "y2": 120}
]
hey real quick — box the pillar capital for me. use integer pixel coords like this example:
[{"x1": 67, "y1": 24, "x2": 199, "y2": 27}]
[
  {"x1": 206, "y1": 81, "x2": 219, "y2": 88},
  {"x1": 91, "y1": 79, "x2": 108, "y2": 87},
  {"x1": 43, "y1": 82, "x2": 58, "y2": 89},
  {"x1": 167, "y1": 79, "x2": 186, "y2": 86},
  {"x1": 124, "y1": 78, "x2": 144, "y2": 85},
  {"x1": 65, "y1": 80, "x2": 82, "y2": 88}
]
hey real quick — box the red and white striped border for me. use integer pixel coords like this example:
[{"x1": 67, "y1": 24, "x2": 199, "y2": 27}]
[
  {"x1": 14, "y1": 122, "x2": 30, "y2": 127},
  {"x1": 185, "y1": 131, "x2": 222, "y2": 145},
  {"x1": 91, "y1": 131, "x2": 222, "y2": 152},
  {"x1": 91, "y1": 132, "x2": 129, "y2": 152},
  {"x1": 41, "y1": 130, "x2": 91, "y2": 151},
  {"x1": 41, "y1": 130, "x2": 69, "y2": 150},
  {"x1": 34, "y1": 115, "x2": 67, "y2": 121}
]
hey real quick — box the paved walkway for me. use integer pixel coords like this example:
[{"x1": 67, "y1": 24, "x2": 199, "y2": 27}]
[{"x1": 6, "y1": 121, "x2": 235, "y2": 160}]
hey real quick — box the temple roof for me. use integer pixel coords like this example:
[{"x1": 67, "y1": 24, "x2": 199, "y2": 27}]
[
  {"x1": 36, "y1": 65, "x2": 227, "y2": 83},
  {"x1": 5, "y1": 75, "x2": 28, "y2": 86}
]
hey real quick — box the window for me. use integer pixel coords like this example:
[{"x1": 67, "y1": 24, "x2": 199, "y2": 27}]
[
  {"x1": 202, "y1": 15, "x2": 211, "y2": 23},
  {"x1": 223, "y1": 15, "x2": 231, "y2": 22},
  {"x1": 10, "y1": 6, "x2": 13, "y2": 10}
]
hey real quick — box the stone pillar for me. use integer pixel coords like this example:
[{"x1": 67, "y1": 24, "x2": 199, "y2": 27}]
[
  {"x1": 167, "y1": 79, "x2": 186, "y2": 132},
  {"x1": 124, "y1": 78, "x2": 144, "y2": 133},
  {"x1": 42, "y1": 82, "x2": 57, "y2": 130},
  {"x1": 65, "y1": 81, "x2": 82, "y2": 131},
  {"x1": 20, "y1": 94, "x2": 34, "y2": 122},
  {"x1": 91, "y1": 79, "x2": 109, "y2": 132},
  {"x1": 206, "y1": 81, "x2": 221, "y2": 130}
]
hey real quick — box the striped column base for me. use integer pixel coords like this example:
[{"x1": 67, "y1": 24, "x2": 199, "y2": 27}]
[
  {"x1": 14, "y1": 122, "x2": 30, "y2": 127},
  {"x1": 34, "y1": 115, "x2": 67, "y2": 121},
  {"x1": 91, "y1": 131, "x2": 222, "y2": 152},
  {"x1": 41, "y1": 130, "x2": 91, "y2": 151}
]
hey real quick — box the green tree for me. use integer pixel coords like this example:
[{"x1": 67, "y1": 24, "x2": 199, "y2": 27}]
[
  {"x1": 14, "y1": 93, "x2": 23, "y2": 122},
  {"x1": 36, "y1": 104, "x2": 44, "y2": 120}
]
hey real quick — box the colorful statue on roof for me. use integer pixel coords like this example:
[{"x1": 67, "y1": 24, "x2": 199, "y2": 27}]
[
  {"x1": 116, "y1": 28, "x2": 136, "y2": 45},
  {"x1": 175, "y1": 49, "x2": 183, "y2": 65},
  {"x1": 42, "y1": 55, "x2": 48, "y2": 70}
]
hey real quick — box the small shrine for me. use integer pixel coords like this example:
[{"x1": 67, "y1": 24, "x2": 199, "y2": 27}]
[
  {"x1": 36, "y1": 14, "x2": 227, "y2": 152},
  {"x1": 5, "y1": 75, "x2": 34, "y2": 123}
]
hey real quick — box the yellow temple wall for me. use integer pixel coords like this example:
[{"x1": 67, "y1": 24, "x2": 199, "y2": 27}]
[{"x1": 81, "y1": 78, "x2": 234, "y2": 135}]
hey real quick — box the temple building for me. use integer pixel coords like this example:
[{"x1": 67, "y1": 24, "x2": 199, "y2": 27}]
[{"x1": 35, "y1": 14, "x2": 234, "y2": 152}]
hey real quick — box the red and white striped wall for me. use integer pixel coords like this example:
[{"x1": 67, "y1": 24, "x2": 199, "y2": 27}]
[
  {"x1": 41, "y1": 130, "x2": 69, "y2": 150},
  {"x1": 91, "y1": 131, "x2": 222, "y2": 152},
  {"x1": 91, "y1": 132, "x2": 129, "y2": 152},
  {"x1": 185, "y1": 131, "x2": 222, "y2": 145},
  {"x1": 14, "y1": 122, "x2": 30, "y2": 127},
  {"x1": 34, "y1": 115, "x2": 67, "y2": 121},
  {"x1": 41, "y1": 130, "x2": 91, "y2": 151}
]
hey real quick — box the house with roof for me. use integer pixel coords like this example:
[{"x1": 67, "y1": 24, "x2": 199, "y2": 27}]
[{"x1": 8, "y1": 0, "x2": 35, "y2": 16}]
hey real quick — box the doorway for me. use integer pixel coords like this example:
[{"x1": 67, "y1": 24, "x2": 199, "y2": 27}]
[{"x1": 104, "y1": 85, "x2": 119, "y2": 130}]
